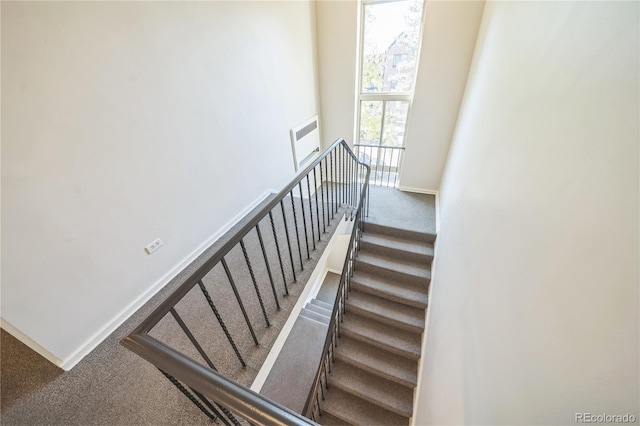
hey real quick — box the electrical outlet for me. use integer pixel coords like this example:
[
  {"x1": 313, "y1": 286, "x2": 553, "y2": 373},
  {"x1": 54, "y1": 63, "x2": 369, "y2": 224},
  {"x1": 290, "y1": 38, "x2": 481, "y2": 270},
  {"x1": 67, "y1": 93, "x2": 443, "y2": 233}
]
[{"x1": 145, "y1": 238, "x2": 163, "y2": 255}]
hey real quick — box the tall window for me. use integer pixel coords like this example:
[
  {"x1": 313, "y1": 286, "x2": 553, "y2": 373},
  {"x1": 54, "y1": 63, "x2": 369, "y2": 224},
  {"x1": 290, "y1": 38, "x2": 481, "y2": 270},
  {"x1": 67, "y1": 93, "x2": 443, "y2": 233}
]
[{"x1": 356, "y1": 0, "x2": 424, "y2": 185}]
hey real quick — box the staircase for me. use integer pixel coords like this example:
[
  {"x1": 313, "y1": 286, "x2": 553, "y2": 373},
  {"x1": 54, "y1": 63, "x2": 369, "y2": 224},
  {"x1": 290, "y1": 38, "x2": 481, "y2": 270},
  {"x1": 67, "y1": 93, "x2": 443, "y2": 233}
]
[
  {"x1": 301, "y1": 299, "x2": 333, "y2": 326},
  {"x1": 320, "y1": 222, "x2": 435, "y2": 426}
]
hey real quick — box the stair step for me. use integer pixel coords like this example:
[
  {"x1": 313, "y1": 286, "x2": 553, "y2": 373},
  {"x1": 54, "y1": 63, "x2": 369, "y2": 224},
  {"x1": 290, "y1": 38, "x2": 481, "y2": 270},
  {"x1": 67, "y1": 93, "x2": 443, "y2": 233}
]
[
  {"x1": 365, "y1": 222, "x2": 436, "y2": 244},
  {"x1": 300, "y1": 308, "x2": 330, "y2": 325},
  {"x1": 305, "y1": 302, "x2": 332, "y2": 318},
  {"x1": 322, "y1": 387, "x2": 408, "y2": 426},
  {"x1": 360, "y1": 232, "x2": 434, "y2": 264},
  {"x1": 357, "y1": 252, "x2": 431, "y2": 285},
  {"x1": 341, "y1": 312, "x2": 421, "y2": 360},
  {"x1": 335, "y1": 338, "x2": 418, "y2": 388},
  {"x1": 310, "y1": 299, "x2": 333, "y2": 312},
  {"x1": 348, "y1": 290, "x2": 425, "y2": 333},
  {"x1": 329, "y1": 361, "x2": 414, "y2": 418},
  {"x1": 318, "y1": 412, "x2": 353, "y2": 426},
  {"x1": 351, "y1": 271, "x2": 428, "y2": 309}
]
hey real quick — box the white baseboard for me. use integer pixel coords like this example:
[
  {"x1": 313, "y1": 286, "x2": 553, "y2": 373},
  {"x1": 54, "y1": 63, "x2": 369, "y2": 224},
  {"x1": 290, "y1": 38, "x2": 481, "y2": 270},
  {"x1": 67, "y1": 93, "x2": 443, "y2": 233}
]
[
  {"x1": 1, "y1": 190, "x2": 275, "y2": 371},
  {"x1": 0, "y1": 319, "x2": 64, "y2": 368},
  {"x1": 398, "y1": 185, "x2": 438, "y2": 195}
]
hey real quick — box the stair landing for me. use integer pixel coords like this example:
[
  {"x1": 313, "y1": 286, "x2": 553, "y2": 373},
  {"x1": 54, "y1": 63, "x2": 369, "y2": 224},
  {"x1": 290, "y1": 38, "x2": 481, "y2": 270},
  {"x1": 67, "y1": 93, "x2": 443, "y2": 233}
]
[{"x1": 258, "y1": 272, "x2": 340, "y2": 413}]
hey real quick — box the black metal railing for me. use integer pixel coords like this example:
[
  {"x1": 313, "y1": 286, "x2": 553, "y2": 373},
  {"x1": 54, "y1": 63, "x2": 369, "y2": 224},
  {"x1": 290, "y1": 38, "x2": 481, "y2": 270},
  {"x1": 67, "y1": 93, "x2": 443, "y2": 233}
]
[
  {"x1": 121, "y1": 139, "x2": 369, "y2": 425},
  {"x1": 354, "y1": 143, "x2": 405, "y2": 188},
  {"x1": 302, "y1": 159, "x2": 370, "y2": 422}
]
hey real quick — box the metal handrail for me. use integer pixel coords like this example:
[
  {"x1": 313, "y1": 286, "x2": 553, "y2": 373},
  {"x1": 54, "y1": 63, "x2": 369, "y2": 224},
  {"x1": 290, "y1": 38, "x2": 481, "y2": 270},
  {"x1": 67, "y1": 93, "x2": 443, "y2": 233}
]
[
  {"x1": 354, "y1": 143, "x2": 404, "y2": 188},
  {"x1": 121, "y1": 138, "x2": 368, "y2": 425},
  {"x1": 353, "y1": 143, "x2": 405, "y2": 149},
  {"x1": 302, "y1": 159, "x2": 371, "y2": 420}
]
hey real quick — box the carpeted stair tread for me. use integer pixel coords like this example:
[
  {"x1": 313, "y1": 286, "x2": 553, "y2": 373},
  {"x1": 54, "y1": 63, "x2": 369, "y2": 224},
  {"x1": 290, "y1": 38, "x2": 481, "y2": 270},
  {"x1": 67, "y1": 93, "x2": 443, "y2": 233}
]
[
  {"x1": 318, "y1": 412, "x2": 353, "y2": 426},
  {"x1": 335, "y1": 338, "x2": 418, "y2": 387},
  {"x1": 348, "y1": 290, "x2": 425, "y2": 333},
  {"x1": 360, "y1": 232, "x2": 433, "y2": 263},
  {"x1": 351, "y1": 271, "x2": 428, "y2": 309},
  {"x1": 305, "y1": 302, "x2": 332, "y2": 318},
  {"x1": 341, "y1": 312, "x2": 421, "y2": 360},
  {"x1": 365, "y1": 222, "x2": 436, "y2": 244},
  {"x1": 357, "y1": 251, "x2": 431, "y2": 283},
  {"x1": 329, "y1": 362, "x2": 414, "y2": 418},
  {"x1": 322, "y1": 387, "x2": 409, "y2": 426},
  {"x1": 300, "y1": 308, "x2": 330, "y2": 325},
  {"x1": 310, "y1": 299, "x2": 334, "y2": 312}
]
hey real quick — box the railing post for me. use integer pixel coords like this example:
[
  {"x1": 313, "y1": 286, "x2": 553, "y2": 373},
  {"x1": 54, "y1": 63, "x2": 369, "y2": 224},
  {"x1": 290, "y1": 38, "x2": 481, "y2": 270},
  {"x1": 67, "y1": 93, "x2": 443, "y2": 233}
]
[
  {"x1": 239, "y1": 239, "x2": 270, "y2": 327},
  {"x1": 289, "y1": 190, "x2": 305, "y2": 270},
  {"x1": 298, "y1": 182, "x2": 311, "y2": 259},
  {"x1": 279, "y1": 200, "x2": 297, "y2": 283},
  {"x1": 198, "y1": 279, "x2": 246, "y2": 367},
  {"x1": 255, "y1": 224, "x2": 281, "y2": 311},
  {"x1": 268, "y1": 211, "x2": 289, "y2": 296}
]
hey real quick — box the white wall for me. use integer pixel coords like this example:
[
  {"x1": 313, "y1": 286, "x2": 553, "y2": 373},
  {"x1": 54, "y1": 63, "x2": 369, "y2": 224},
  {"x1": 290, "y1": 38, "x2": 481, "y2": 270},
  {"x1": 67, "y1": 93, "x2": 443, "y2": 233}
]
[
  {"x1": 315, "y1": 0, "x2": 359, "y2": 148},
  {"x1": 1, "y1": 1, "x2": 319, "y2": 369},
  {"x1": 415, "y1": 1, "x2": 639, "y2": 424},
  {"x1": 400, "y1": 0, "x2": 484, "y2": 192}
]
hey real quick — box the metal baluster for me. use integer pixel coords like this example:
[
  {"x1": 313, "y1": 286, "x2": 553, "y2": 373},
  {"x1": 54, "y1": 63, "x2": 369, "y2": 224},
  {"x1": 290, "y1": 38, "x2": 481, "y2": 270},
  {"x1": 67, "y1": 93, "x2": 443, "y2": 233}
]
[
  {"x1": 329, "y1": 151, "x2": 334, "y2": 217},
  {"x1": 190, "y1": 388, "x2": 238, "y2": 426},
  {"x1": 289, "y1": 190, "x2": 304, "y2": 269},
  {"x1": 198, "y1": 280, "x2": 246, "y2": 367},
  {"x1": 279, "y1": 200, "x2": 297, "y2": 283},
  {"x1": 169, "y1": 308, "x2": 218, "y2": 371},
  {"x1": 239, "y1": 239, "x2": 270, "y2": 327},
  {"x1": 298, "y1": 182, "x2": 311, "y2": 259},
  {"x1": 221, "y1": 258, "x2": 258, "y2": 346},
  {"x1": 368, "y1": 146, "x2": 373, "y2": 185},
  {"x1": 367, "y1": 179, "x2": 371, "y2": 216},
  {"x1": 375, "y1": 146, "x2": 380, "y2": 186},
  {"x1": 347, "y1": 152, "x2": 351, "y2": 208},
  {"x1": 306, "y1": 175, "x2": 316, "y2": 250},
  {"x1": 159, "y1": 370, "x2": 217, "y2": 422},
  {"x1": 313, "y1": 167, "x2": 321, "y2": 237},
  {"x1": 319, "y1": 159, "x2": 327, "y2": 232},
  {"x1": 352, "y1": 156, "x2": 356, "y2": 212},
  {"x1": 325, "y1": 157, "x2": 331, "y2": 223},
  {"x1": 341, "y1": 146, "x2": 345, "y2": 205},
  {"x1": 255, "y1": 224, "x2": 280, "y2": 310},
  {"x1": 386, "y1": 147, "x2": 392, "y2": 187},
  {"x1": 323, "y1": 357, "x2": 329, "y2": 389},
  {"x1": 268, "y1": 211, "x2": 289, "y2": 296},
  {"x1": 393, "y1": 149, "x2": 399, "y2": 188},
  {"x1": 331, "y1": 333, "x2": 337, "y2": 362},
  {"x1": 336, "y1": 148, "x2": 340, "y2": 213}
]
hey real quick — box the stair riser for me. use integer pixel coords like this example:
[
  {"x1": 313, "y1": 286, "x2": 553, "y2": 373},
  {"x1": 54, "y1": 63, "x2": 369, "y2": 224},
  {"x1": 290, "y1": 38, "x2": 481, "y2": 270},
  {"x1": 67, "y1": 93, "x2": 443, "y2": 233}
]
[
  {"x1": 360, "y1": 240, "x2": 433, "y2": 265},
  {"x1": 341, "y1": 329, "x2": 421, "y2": 361},
  {"x1": 328, "y1": 378, "x2": 412, "y2": 419},
  {"x1": 335, "y1": 352, "x2": 417, "y2": 388},
  {"x1": 305, "y1": 303, "x2": 332, "y2": 318},
  {"x1": 300, "y1": 309, "x2": 330, "y2": 325},
  {"x1": 356, "y1": 261, "x2": 430, "y2": 287},
  {"x1": 351, "y1": 281, "x2": 427, "y2": 309},
  {"x1": 365, "y1": 222, "x2": 436, "y2": 243},
  {"x1": 310, "y1": 299, "x2": 333, "y2": 311},
  {"x1": 348, "y1": 304, "x2": 424, "y2": 334}
]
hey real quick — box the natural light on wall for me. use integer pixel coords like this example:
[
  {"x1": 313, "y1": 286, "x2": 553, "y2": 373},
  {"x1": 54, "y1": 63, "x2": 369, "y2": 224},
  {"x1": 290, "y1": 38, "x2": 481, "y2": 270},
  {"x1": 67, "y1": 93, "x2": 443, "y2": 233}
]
[{"x1": 356, "y1": 0, "x2": 424, "y2": 187}]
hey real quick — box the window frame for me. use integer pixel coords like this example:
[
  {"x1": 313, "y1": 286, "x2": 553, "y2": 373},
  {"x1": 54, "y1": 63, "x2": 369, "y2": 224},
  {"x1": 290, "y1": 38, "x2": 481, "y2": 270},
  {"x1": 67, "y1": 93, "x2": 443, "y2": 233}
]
[{"x1": 354, "y1": 0, "x2": 426, "y2": 149}]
